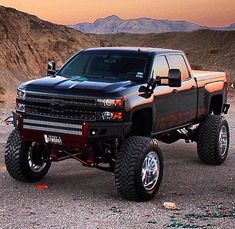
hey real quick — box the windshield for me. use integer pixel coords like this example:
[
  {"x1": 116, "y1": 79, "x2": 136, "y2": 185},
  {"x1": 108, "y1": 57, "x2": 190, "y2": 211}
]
[{"x1": 58, "y1": 50, "x2": 149, "y2": 82}]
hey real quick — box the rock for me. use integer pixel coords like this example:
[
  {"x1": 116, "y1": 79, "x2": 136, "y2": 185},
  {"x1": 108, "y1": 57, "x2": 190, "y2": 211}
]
[
  {"x1": 147, "y1": 219, "x2": 157, "y2": 224},
  {"x1": 163, "y1": 202, "x2": 179, "y2": 210}
]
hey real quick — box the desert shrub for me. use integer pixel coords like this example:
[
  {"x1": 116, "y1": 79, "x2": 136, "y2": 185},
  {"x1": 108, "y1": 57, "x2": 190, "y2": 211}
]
[
  {"x1": 0, "y1": 85, "x2": 5, "y2": 95},
  {"x1": 208, "y1": 48, "x2": 219, "y2": 54},
  {"x1": 100, "y1": 40, "x2": 112, "y2": 47},
  {"x1": 191, "y1": 64, "x2": 204, "y2": 70}
]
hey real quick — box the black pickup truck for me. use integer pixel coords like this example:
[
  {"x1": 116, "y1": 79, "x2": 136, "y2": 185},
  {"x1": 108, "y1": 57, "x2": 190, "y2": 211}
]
[{"x1": 5, "y1": 47, "x2": 230, "y2": 201}]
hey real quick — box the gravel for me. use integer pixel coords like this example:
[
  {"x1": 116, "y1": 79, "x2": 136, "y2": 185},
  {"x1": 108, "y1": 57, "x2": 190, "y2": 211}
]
[{"x1": 0, "y1": 107, "x2": 234, "y2": 228}]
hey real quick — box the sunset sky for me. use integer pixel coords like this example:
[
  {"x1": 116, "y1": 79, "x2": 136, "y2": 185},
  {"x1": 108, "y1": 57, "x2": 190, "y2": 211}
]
[{"x1": 0, "y1": 0, "x2": 234, "y2": 27}]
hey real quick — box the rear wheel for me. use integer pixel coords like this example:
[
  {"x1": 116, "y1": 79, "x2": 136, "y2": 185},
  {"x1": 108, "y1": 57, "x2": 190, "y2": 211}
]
[
  {"x1": 197, "y1": 115, "x2": 229, "y2": 165},
  {"x1": 115, "y1": 136, "x2": 163, "y2": 201},
  {"x1": 4, "y1": 130, "x2": 51, "y2": 182}
]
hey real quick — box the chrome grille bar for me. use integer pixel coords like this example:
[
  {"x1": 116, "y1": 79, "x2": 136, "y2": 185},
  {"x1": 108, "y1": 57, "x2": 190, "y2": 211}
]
[
  {"x1": 23, "y1": 118, "x2": 83, "y2": 136},
  {"x1": 23, "y1": 119, "x2": 82, "y2": 129},
  {"x1": 23, "y1": 125, "x2": 82, "y2": 135}
]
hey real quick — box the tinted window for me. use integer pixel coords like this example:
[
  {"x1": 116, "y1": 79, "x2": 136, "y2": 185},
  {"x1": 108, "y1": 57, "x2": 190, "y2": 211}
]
[
  {"x1": 168, "y1": 55, "x2": 190, "y2": 80},
  {"x1": 59, "y1": 51, "x2": 149, "y2": 82},
  {"x1": 153, "y1": 55, "x2": 169, "y2": 78}
]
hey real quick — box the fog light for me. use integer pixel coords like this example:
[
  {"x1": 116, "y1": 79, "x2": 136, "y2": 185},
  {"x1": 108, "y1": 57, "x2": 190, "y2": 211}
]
[
  {"x1": 16, "y1": 103, "x2": 25, "y2": 112},
  {"x1": 102, "y1": 111, "x2": 114, "y2": 120}
]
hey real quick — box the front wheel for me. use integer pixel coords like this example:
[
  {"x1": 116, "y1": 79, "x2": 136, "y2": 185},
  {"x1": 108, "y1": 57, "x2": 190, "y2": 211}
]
[
  {"x1": 4, "y1": 130, "x2": 51, "y2": 182},
  {"x1": 197, "y1": 115, "x2": 230, "y2": 165},
  {"x1": 115, "y1": 136, "x2": 164, "y2": 201}
]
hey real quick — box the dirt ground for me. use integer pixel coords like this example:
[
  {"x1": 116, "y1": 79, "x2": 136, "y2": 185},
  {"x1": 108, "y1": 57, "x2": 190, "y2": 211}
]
[{"x1": 0, "y1": 103, "x2": 234, "y2": 228}]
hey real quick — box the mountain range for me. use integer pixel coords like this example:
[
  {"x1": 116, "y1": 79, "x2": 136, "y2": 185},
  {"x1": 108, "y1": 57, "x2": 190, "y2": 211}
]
[
  {"x1": 68, "y1": 15, "x2": 235, "y2": 34},
  {"x1": 221, "y1": 23, "x2": 235, "y2": 31}
]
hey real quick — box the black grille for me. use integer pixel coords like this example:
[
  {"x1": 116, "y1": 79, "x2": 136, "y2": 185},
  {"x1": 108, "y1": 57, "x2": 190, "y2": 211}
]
[
  {"x1": 24, "y1": 93, "x2": 97, "y2": 121},
  {"x1": 26, "y1": 93, "x2": 96, "y2": 106}
]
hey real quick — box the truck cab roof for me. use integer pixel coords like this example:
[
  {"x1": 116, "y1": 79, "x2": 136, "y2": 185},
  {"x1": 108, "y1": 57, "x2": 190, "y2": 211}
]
[{"x1": 84, "y1": 47, "x2": 183, "y2": 55}]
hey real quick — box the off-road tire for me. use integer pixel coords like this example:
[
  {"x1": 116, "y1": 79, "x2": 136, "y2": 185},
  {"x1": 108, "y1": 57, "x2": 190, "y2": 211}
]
[
  {"x1": 4, "y1": 130, "x2": 51, "y2": 182},
  {"x1": 115, "y1": 136, "x2": 163, "y2": 201},
  {"x1": 197, "y1": 115, "x2": 229, "y2": 165}
]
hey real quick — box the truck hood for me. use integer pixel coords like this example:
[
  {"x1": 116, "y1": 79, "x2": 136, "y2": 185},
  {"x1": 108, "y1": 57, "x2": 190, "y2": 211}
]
[{"x1": 19, "y1": 76, "x2": 137, "y2": 97}]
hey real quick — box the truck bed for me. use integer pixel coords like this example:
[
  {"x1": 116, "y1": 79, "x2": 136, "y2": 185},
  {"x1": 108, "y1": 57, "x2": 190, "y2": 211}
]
[{"x1": 192, "y1": 70, "x2": 227, "y2": 84}]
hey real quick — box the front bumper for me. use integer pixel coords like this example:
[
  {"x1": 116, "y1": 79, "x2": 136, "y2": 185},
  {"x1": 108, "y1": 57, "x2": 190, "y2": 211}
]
[{"x1": 13, "y1": 112, "x2": 132, "y2": 148}]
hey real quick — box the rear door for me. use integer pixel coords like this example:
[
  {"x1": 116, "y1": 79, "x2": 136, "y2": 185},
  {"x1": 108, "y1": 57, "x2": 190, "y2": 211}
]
[{"x1": 152, "y1": 54, "x2": 197, "y2": 132}]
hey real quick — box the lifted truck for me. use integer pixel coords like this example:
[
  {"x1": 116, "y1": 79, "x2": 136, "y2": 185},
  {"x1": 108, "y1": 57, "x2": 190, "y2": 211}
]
[{"x1": 5, "y1": 47, "x2": 230, "y2": 201}]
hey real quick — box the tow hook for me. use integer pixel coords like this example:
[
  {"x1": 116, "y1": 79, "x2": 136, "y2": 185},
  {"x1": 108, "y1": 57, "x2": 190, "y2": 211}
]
[{"x1": 223, "y1": 104, "x2": 230, "y2": 114}]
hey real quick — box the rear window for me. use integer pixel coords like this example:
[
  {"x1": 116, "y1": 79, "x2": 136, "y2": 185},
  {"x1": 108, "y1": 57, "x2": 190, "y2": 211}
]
[{"x1": 167, "y1": 55, "x2": 190, "y2": 80}]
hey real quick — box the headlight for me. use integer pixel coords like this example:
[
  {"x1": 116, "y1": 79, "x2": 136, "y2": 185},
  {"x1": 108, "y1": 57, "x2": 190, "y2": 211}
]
[
  {"x1": 97, "y1": 98, "x2": 124, "y2": 107},
  {"x1": 101, "y1": 111, "x2": 123, "y2": 120},
  {"x1": 17, "y1": 89, "x2": 26, "y2": 99},
  {"x1": 102, "y1": 111, "x2": 114, "y2": 120}
]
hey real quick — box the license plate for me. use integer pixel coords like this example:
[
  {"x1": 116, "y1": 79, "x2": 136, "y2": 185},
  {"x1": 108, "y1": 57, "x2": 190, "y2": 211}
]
[{"x1": 44, "y1": 135, "x2": 62, "y2": 145}]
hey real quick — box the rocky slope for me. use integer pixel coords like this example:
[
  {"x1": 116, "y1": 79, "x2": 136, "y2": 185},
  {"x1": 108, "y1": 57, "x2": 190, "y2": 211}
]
[
  {"x1": 99, "y1": 30, "x2": 235, "y2": 74},
  {"x1": 0, "y1": 5, "x2": 100, "y2": 103},
  {"x1": 69, "y1": 15, "x2": 205, "y2": 34}
]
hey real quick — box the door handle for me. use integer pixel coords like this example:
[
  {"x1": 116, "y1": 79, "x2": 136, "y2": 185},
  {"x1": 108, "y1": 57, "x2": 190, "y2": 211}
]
[
  {"x1": 191, "y1": 85, "x2": 196, "y2": 89},
  {"x1": 172, "y1": 89, "x2": 178, "y2": 94}
]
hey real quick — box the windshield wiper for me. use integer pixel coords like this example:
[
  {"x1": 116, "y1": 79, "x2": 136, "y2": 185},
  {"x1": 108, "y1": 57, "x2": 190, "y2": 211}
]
[
  {"x1": 69, "y1": 75, "x2": 87, "y2": 81},
  {"x1": 87, "y1": 75, "x2": 119, "y2": 80}
]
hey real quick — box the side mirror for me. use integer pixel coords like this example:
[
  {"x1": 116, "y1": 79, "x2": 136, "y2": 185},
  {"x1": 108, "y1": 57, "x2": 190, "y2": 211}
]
[
  {"x1": 47, "y1": 59, "x2": 57, "y2": 76},
  {"x1": 168, "y1": 69, "x2": 181, "y2": 87},
  {"x1": 139, "y1": 69, "x2": 182, "y2": 96}
]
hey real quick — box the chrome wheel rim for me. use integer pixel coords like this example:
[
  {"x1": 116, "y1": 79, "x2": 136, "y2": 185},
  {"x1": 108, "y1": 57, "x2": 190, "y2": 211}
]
[
  {"x1": 141, "y1": 151, "x2": 160, "y2": 191},
  {"x1": 28, "y1": 143, "x2": 47, "y2": 173},
  {"x1": 218, "y1": 126, "x2": 228, "y2": 157}
]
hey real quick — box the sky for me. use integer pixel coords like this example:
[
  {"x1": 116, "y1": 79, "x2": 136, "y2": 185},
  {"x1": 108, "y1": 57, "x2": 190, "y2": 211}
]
[{"x1": 0, "y1": 0, "x2": 234, "y2": 27}]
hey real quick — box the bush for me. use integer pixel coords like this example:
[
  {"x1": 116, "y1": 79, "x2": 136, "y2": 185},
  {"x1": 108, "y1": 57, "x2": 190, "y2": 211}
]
[
  {"x1": 208, "y1": 48, "x2": 219, "y2": 54},
  {"x1": 191, "y1": 64, "x2": 204, "y2": 70},
  {"x1": 0, "y1": 85, "x2": 5, "y2": 95}
]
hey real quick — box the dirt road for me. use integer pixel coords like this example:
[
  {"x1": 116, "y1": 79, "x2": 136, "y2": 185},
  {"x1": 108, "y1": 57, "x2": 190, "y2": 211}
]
[{"x1": 0, "y1": 107, "x2": 234, "y2": 228}]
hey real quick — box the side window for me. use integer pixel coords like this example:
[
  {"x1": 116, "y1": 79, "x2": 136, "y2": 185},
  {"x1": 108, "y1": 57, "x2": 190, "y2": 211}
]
[
  {"x1": 153, "y1": 55, "x2": 169, "y2": 78},
  {"x1": 167, "y1": 55, "x2": 190, "y2": 80}
]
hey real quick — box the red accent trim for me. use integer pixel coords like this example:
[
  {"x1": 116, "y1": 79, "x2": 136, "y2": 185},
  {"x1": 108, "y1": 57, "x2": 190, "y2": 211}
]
[
  {"x1": 18, "y1": 119, "x2": 95, "y2": 166},
  {"x1": 18, "y1": 115, "x2": 23, "y2": 129},
  {"x1": 82, "y1": 122, "x2": 89, "y2": 145},
  {"x1": 50, "y1": 147, "x2": 58, "y2": 161},
  {"x1": 20, "y1": 129, "x2": 85, "y2": 148}
]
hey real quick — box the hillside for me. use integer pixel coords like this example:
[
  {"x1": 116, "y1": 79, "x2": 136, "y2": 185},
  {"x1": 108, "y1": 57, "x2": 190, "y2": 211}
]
[
  {"x1": 99, "y1": 30, "x2": 235, "y2": 77},
  {"x1": 0, "y1": 6, "x2": 100, "y2": 104},
  {"x1": 0, "y1": 6, "x2": 234, "y2": 106},
  {"x1": 69, "y1": 15, "x2": 205, "y2": 34}
]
